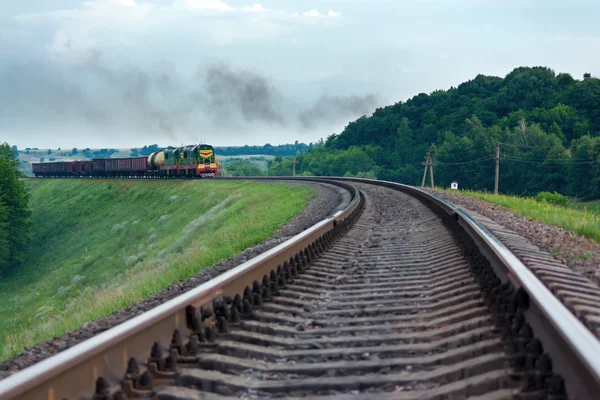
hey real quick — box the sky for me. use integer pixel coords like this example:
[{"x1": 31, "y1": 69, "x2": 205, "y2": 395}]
[{"x1": 1, "y1": 0, "x2": 599, "y2": 149}]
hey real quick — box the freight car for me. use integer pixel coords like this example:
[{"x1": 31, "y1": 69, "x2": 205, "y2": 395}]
[{"x1": 31, "y1": 144, "x2": 219, "y2": 178}]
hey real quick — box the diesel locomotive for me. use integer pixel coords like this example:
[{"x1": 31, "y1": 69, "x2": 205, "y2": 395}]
[{"x1": 32, "y1": 144, "x2": 219, "y2": 178}]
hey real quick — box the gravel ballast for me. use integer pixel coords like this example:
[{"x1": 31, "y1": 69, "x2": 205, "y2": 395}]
[
  {"x1": 0, "y1": 180, "x2": 349, "y2": 379},
  {"x1": 423, "y1": 188, "x2": 600, "y2": 287}
]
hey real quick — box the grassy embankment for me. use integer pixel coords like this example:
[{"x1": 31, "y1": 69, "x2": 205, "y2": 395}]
[
  {"x1": 445, "y1": 189, "x2": 600, "y2": 243},
  {"x1": 574, "y1": 199, "x2": 600, "y2": 215},
  {"x1": 0, "y1": 179, "x2": 314, "y2": 359}
]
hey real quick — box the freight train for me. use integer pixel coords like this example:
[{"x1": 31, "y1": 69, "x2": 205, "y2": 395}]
[{"x1": 32, "y1": 144, "x2": 219, "y2": 178}]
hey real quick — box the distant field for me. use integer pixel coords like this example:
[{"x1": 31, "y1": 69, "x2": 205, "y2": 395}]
[
  {"x1": 0, "y1": 179, "x2": 314, "y2": 359},
  {"x1": 18, "y1": 148, "x2": 132, "y2": 163},
  {"x1": 217, "y1": 154, "x2": 275, "y2": 160},
  {"x1": 446, "y1": 189, "x2": 600, "y2": 243}
]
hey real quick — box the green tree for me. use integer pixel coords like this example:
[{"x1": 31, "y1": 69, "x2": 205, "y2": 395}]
[
  {"x1": 288, "y1": 66, "x2": 600, "y2": 198},
  {"x1": 72, "y1": 148, "x2": 78, "y2": 155},
  {"x1": 0, "y1": 143, "x2": 31, "y2": 274},
  {"x1": 267, "y1": 156, "x2": 294, "y2": 176},
  {"x1": 394, "y1": 118, "x2": 415, "y2": 161},
  {"x1": 227, "y1": 159, "x2": 264, "y2": 176},
  {"x1": 0, "y1": 198, "x2": 9, "y2": 268}
]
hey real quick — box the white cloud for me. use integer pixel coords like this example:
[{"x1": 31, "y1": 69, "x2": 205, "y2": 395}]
[
  {"x1": 185, "y1": 0, "x2": 232, "y2": 11},
  {"x1": 15, "y1": 0, "x2": 154, "y2": 24},
  {"x1": 302, "y1": 9, "x2": 320, "y2": 17},
  {"x1": 46, "y1": 28, "x2": 98, "y2": 65},
  {"x1": 299, "y1": 9, "x2": 341, "y2": 18},
  {"x1": 244, "y1": 4, "x2": 265, "y2": 12},
  {"x1": 111, "y1": 0, "x2": 137, "y2": 7},
  {"x1": 15, "y1": 0, "x2": 155, "y2": 66}
]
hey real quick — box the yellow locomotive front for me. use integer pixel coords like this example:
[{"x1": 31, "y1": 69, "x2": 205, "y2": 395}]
[{"x1": 147, "y1": 144, "x2": 218, "y2": 177}]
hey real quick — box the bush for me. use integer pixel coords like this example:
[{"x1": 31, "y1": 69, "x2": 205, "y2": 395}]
[
  {"x1": 534, "y1": 191, "x2": 570, "y2": 207},
  {"x1": 357, "y1": 170, "x2": 377, "y2": 179}
]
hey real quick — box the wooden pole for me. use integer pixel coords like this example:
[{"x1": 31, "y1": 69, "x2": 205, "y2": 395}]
[
  {"x1": 429, "y1": 155, "x2": 435, "y2": 188},
  {"x1": 421, "y1": 153, "x2": 429, "y2": 187},
  {"x1": 292, "y1": 156, "x2": 297, "y2": 177},
  {"x1": 494, "y1": 144, "x2": 500, "y2": 195}
]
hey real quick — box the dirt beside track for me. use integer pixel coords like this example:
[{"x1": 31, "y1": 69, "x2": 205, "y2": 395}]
[
  {"x1": 422, "y1": 189, "x2": 600, "y2": 288},
  {"x1": 0, "y1": 181, "x2": 347, "y2": 379}
]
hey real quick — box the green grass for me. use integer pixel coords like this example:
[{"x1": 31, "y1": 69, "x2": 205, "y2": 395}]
[
  {"x1": 573, "y1": 199, "x2": 600, "y2": 215},
  {"x1": 442, "y1": 189, "x2": 600, "y2": 243},
  {"x1": 0, "y1": 179, "x2": 314, "y2": 359}
]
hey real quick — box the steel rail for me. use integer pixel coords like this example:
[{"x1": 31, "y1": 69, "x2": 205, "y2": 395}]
[
  {"x1": 326, "y1": 177, "x2": 600, "y2": 400},
  {"x1": 2, "y1": 176, "x2": 600, "y2": 399},
  {"x1": 0, "y1": 178, "x2": 361, "y2": 400}
]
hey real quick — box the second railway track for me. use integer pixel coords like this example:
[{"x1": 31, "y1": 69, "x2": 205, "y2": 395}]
[{"x1": 1, "y1": 178, "x2": 599, "y2": 399}]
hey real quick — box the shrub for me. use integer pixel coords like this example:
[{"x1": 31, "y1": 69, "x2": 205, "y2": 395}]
[
  {"x1": 357, "y1": 170, "x2": 377, "y2": 179},
  {"x1": 534, "y1": 191, "x2": 570, "y2": 207}
]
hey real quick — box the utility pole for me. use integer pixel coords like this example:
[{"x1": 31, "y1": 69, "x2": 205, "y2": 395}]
[
  {"x1": 494, "y1": 144, "x2": 500, "y2": 195},
  {"x1": 429, "y1": 154, "x2": 435, "y2": 188},
  {"x1": 421, "y1": 153, "x2": 429, "y2": 187},
  {"x1": 421, "y1": 153, "x2": 436, "y2": 188},
  {"x1": 292, "y1": 156, "x2": 297, "y2": 177}
]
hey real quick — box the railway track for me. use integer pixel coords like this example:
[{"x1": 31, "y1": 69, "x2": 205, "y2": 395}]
[{"x1": 1, "y1": 178, "x2": 599, "y2": 399}]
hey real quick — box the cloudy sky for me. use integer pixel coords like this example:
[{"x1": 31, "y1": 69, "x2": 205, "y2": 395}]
[{"x1": 1, "y1": 0, "x2": 599, "y2": 148}]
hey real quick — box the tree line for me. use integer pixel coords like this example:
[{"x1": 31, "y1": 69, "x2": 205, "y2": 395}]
[
  {"x1": 268, "y1": 67, "x2": 600, "y2": 199},
  {"x1": 129, "y1": 142, "x2": 310, "y2": 158},
  {"x1": 0, "y1": 143, "x2": 30, "y2": 275},
  {"x1": 216, "y1": 142, "x2": 310, "y2": 157}
]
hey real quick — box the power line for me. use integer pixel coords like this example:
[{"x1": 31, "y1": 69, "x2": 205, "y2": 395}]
[
  {"x1": 506, "y1": 157, "x2": 597, "y2": 165},
  {"x1": 437, "y1": 148, "x2": 491, "y2": 156},
  {"x1": 502, "y1": 156, "x2": 596, "y2": 162},
  {"x1": 497, "y1": 142, "x2": 548, "y2": 149},
  {"x1": 436, "y1": 158, "x2": 491, "y2": 165}
]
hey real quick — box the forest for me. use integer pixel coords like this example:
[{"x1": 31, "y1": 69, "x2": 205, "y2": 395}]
[
  {"x1": 0, "y1": 143, "x2": 30, "y2": 275},
  {"x1": 273, "y1": 67, "x2": 600, "y2": 199}
]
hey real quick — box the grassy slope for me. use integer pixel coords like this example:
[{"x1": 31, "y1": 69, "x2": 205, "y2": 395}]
[
  {"x1": 574, "y1": 199, "x2": 600, "y2": 215},
  {"x1": 447, "y1": 189, "x2": 600, "y2": 243},
  {"x1": 0, "y1": 179, "x2": 314, "y2": 358}
]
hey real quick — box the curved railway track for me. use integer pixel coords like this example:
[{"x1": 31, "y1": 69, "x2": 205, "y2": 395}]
[{"x1": 1, "y1": 177, "x2": 599, "y2": 399}]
